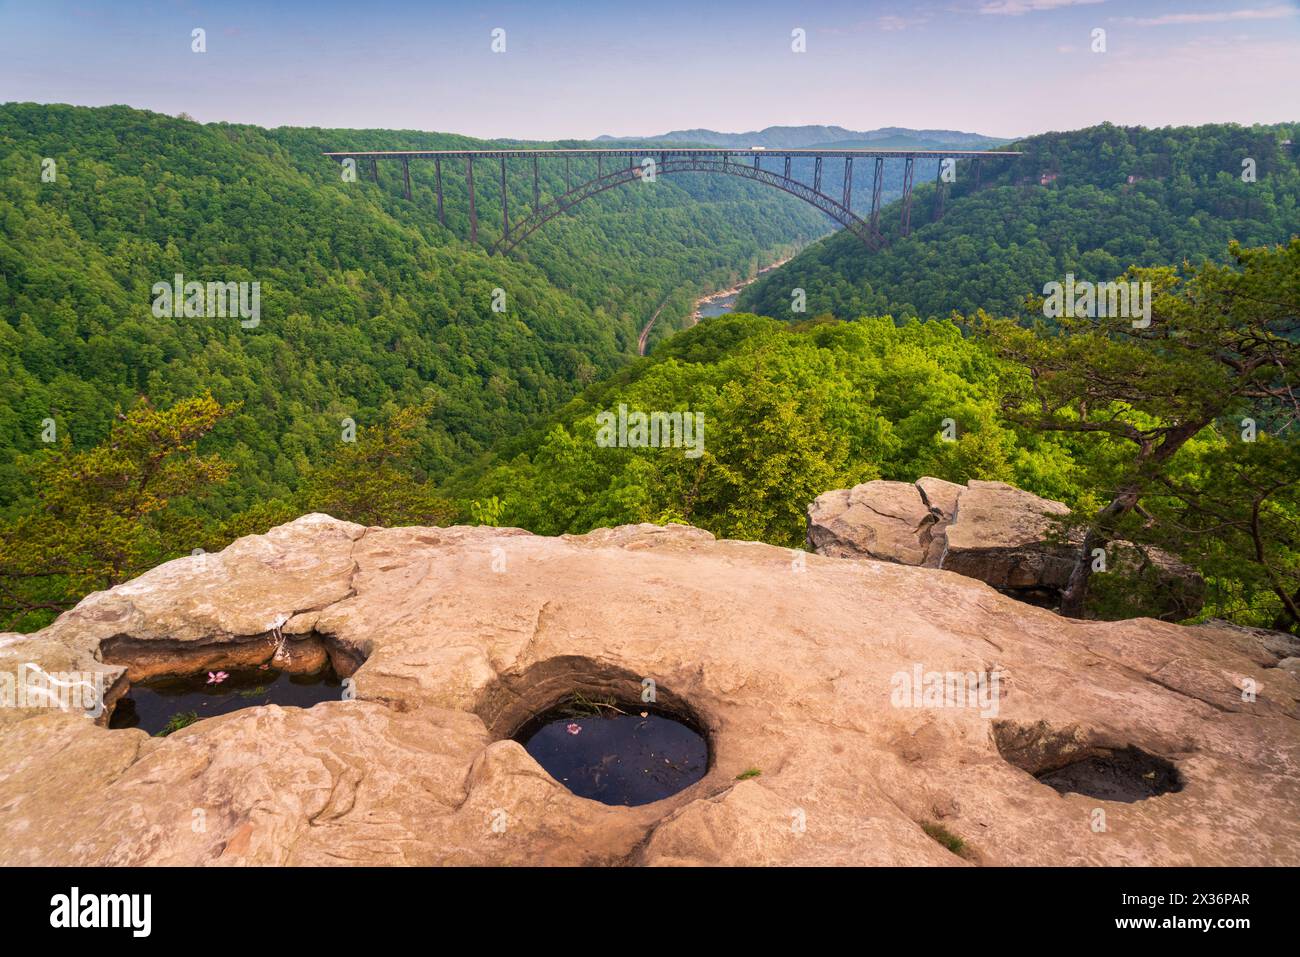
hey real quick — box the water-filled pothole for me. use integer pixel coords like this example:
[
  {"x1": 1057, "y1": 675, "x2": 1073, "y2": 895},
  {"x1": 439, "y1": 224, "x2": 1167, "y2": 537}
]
[
  {"x1": 992, "y1": 719, "x2": 1183, "y2": 803},
  {"x1": 513, "y1": 694, "x2": 708, "y2": 806},
  {"x1": 108, "y1": 664, "x2": 343, "y2": 737}
]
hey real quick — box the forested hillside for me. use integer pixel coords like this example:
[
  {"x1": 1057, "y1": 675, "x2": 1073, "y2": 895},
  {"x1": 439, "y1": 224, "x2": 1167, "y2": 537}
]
[
  {"x1": 2, "y1": 109, "x2": 1295, "y2": 638},
  {"x1": 0, "y1": 103, "x2": 828, "y2": 519},
  {"x1": 448, "y1": 312, "x2": 1088, "y2": 542},
  {"x1": 740, "y1": 122, "x2": 1299, "y2": 320},
  {"x1": 453, "y1": 238, "x2": 1299, "y2": 632}
]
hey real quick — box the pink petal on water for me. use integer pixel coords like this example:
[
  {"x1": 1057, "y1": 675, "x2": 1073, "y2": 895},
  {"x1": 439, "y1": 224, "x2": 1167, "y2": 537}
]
[{"x1": 566, "y1": 723, "x2": 582, "y2": 735}]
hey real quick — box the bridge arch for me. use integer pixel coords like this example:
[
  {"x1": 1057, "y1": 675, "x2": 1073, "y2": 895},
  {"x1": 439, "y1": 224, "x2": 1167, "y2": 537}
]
[{"x1": 494, "y1": 157, "x2": 881, "y2": 254}]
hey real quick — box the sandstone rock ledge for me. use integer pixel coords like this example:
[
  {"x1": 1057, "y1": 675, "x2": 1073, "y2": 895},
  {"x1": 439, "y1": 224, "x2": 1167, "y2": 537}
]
[
  {"x1": 0, "y1": 514, "x2": 1297, "y2": 866},
  {"x1": 808, "y1": 479, "x2": 1204, "y2": 619}
]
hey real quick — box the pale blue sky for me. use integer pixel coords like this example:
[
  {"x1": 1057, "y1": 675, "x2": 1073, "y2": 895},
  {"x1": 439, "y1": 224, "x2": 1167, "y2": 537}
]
[{"x1": 1, "y1": 0, "x2": 1297, "y2": 138}]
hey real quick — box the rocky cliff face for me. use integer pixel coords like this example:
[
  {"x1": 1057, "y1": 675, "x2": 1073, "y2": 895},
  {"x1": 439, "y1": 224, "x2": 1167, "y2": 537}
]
[
  {"x1": 808, "y1": 479, "x2": 1205, "y2": 619},
  {"x1": 0, "y1": 514, "x2": 1296, "y2": 866}
]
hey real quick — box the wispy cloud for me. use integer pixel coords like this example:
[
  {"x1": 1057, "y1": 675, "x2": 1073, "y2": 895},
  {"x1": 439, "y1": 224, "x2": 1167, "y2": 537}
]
[
  {"x1": 1113, "y1": 5, "x2": 1298, "y2": 26},
  {"x1": 877, "y1": 14, "x2": 930, "y2": 31},
  {"x1": 979, "y1": 0, "x2": 1105, "y2": 15},
  {"x1": 817, "y1": 14, "x2": 931, "y2": 36}
]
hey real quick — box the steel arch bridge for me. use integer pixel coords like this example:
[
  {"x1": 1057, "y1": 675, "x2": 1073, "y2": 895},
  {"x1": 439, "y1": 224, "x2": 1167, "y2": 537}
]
[{"x1": 323, "y1": 147, "x2": 1021, "y2": 254}]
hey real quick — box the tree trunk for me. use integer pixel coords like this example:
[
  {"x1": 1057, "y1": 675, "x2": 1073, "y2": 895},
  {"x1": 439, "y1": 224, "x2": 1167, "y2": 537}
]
[
  {"x1": 1060, "y1": 421, "x2": 1209, "y2": 619},
  {"x1": 1270, "y1": 586, "x2": 1300, "y2": 634},
  {"x1": 1059, "y1": 486, "x2": 1140, "y2": 618}
]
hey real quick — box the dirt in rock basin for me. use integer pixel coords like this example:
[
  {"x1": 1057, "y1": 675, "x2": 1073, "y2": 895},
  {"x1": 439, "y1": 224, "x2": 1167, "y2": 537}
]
[{"x1": 1036, "y1": 746, "x2": 1183, "y2": 803}]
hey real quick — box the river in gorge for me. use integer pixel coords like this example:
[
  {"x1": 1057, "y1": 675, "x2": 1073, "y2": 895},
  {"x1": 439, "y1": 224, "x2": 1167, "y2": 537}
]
[{"x1": 689, "y1": 255, "x2": 792, "y2": 323}]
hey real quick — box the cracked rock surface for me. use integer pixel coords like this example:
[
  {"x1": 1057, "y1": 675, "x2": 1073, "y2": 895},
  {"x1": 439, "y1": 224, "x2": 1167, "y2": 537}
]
[{"x1": 0, "y1": 514, "x2": 1296, "y2": 865}]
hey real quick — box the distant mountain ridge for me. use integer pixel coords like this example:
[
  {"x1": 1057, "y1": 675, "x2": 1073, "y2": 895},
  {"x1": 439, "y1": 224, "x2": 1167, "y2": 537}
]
[{"x1": 596, "y1": 125, "x2": 1010, "y2": 150}]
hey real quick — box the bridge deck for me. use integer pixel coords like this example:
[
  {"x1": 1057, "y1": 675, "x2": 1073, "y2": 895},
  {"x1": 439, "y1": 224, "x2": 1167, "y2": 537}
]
[{"x1": 324, "y1": 147, "x2": 1022, "y2": 159}]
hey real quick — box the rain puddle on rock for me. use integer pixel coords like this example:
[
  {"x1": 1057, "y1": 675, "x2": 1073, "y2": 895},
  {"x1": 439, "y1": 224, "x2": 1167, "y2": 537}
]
[
  {"x1": 109, "y1": 665, "x2": 343, "y2": 737},
  {"x1": 517, "y1": 702, "x2": 708, "y2": 806}
]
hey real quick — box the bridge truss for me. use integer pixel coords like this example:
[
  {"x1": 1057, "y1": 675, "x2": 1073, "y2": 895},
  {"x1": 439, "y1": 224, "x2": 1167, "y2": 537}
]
[{"x1": 322, "y1": 147, "x2": 1020, "y2": 254}]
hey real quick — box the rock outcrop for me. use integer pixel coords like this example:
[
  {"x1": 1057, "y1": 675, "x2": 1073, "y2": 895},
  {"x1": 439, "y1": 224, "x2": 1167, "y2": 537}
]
[
  {"x1": 805, "y1": 480, "x2": 941, "y2": 566},
  {"x1": 808, "y1": 479, "x2": 1204, "y2": 619},
  {"x1": 1, "y1": 514, "x2": 1296, "y2": 866}
]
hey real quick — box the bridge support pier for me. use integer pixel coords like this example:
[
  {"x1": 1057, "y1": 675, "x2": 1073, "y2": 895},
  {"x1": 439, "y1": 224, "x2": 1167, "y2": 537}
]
[
  {"x1": 901, "y1": 157, "x2": 915, "y2": 237},
  {"x1": 933, "y1": 159, "x2": 946, "y2": 222},
  {"x1": 371, "y1": 157, "x2": 379, "y2": 184},
  {"x1": 813, "y1": 155, "x2": 822, "y2": 193},
  {"x1": 533, "y1": 155, "x2": 540, "y2": 211},
  {"x1": 466, "y1": 156, "x2": 477, "y2": 244},
  {"x1": 500, "y1": 156, "x2": 509, "y2": 245},
  {"x1": 401, "y1": 157, "x2": 412, "y2": 201},
  {"x1": 435, "y1": 157, "x2": 444, "y2": 224},
  {"x1": 842, "y1": 156, "x2": 853, "y2": 211},
  {"x1": 869, "y1": 158, "x2": 884, "y2": 232}
]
